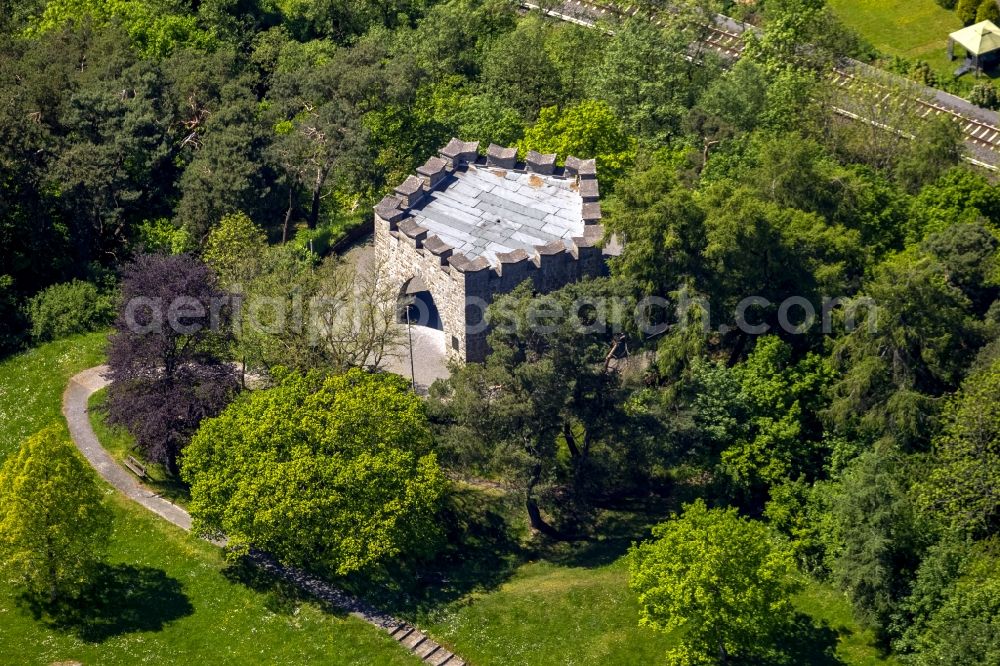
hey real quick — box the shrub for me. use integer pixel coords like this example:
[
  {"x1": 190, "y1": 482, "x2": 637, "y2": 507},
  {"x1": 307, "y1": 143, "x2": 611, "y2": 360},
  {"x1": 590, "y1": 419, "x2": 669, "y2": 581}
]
[
  {"x1": 970, "y1": 81, "x2": 1000, "y2": 109},
  {"x1": 182, "y1": 369, "x2": 447, "y2": 574},
  {"x1": 910, "y1": 60, "x2": 939, "y2": 88},
  {"x1": 959, "y1": 0, "x2": 981, "y2": 24},
  {"x1": 937, "y1": 0, "x2": 957, "y2": 8},
  {"x1": 978, "y1": 0, "x2": 1000, "y2": 23},
  {"x1": 27, "y1": 280, "x2": 114, "y2": 342}
]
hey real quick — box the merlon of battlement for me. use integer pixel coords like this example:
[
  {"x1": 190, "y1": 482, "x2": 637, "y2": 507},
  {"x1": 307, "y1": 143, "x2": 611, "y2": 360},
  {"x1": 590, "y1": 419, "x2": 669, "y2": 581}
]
[
  {"x1": 376, "y1": 194, "x2": 406, "y2": 223},
  {"x1": 487, "y1": 143, "x2": 517, "y2": 169},
  {"x1": 423, "y1": 235, "x2": 454, "y2": 261},
  {"x1": 394, "y1": 175, "x2": 425, "y2": 207},
  {"x1": 440, "y1": 138, "x2": 479, "y2": 165},
  {"x1": 397, "y1": 218, "x2": 428, "y2": 242},
  {"x1": 496, "y1": 248, "x2": 530, "y2": 264},
  {"x1": 525, "y1": 150, "x2": 556, "y2": 175},
  {"x1": 572, "y1": 224, "x2": 603, "y2": 249},
  {"x1": 579, "y1": 178, "x2": 599, "y2": 202},
  {"x1": 417, "y1": 156, "x2": 449, "y2": 188},
  {"x1": 565, "y1": 155, "x2": 597, "y2": 179}
]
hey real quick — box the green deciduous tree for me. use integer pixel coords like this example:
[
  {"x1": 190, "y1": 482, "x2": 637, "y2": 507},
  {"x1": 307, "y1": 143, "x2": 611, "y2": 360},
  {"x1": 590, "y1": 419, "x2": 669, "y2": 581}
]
[
  {"x1": 27, "y1": 0, "x2": 216, "y2": 57},
  {"x1": 134, "y1": 218, "x2": 194, "y2": 254},
  {"x1": 916, "y1": 359, "x2": 1000, "y2": 538},
  {"x1": 202, "y1": 212, "x2": 269, "y2": 290},
  {"x1": 414, "y1": 77, "x2": 524, "y2": 150},
  {"x1": 629, "y1": 499, "x2": 797, "y2": 665},
  {"x1": 894, "y1": 116, "x2": 964, "y2": 193},
  {"x1": 590, "y1": 18, "x2": 699, "y2": 143},
  {"x1": 430, "y1": 280, "x2": 645, "y2": 534},
  {"x1": 765, "y1": 477, "x2": 834, "y2": 575},
  {"x1": 481, "y1": 15, "x2": 562, "y2": 119},
  {"x1": 699, "y1": 183, "x2": 860, "y2": 345},
  {"x1": 906, "y1": 546, "x2": 1000, "y2": 665},
  {"x1": 719, "y1": 336, "x2": 832, "y2": 500},
  {"x1": 691, "y1": 60, "x2": 822, "y2": 151},
  {"x1": 908, "y1": 167, "x2": 1000, "y2": 243},
  {"x1": 602, "y1": 151, "x2": 705, "y2": 295},
  {"x1": 519, "y1": 100, "x2": 635, "y2": 185},
  {"x1": 742, "y1": 0, "x2": 839, "y2": 72},
  {"x1": 403, "y1": 0, "x2": 516, "y2": 80},
  {"x1": 544, "y1": 22, "x2": 604, "y2": 106},
  {"x1": 270, "y1": 0, "x2": 424, "y2": 42},
  {"x1": 894, "y1": 536, "x2": 970, "y2": 655},
  {"x1": 0, "y1": 426, "x2": 112, "y2": 603},
  {"x1": 182, "y1": 368, "x2": 446, "y2": 575}
]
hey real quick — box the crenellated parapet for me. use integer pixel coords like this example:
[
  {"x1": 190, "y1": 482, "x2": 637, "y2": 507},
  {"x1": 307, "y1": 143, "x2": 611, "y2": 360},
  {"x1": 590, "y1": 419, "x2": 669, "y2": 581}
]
[
  {"x1": 374, "y1": 138, "x2": 612, "y2": 361},
  {"x1": 374, "y1": 138, "x2": 606, "y2": 288}
]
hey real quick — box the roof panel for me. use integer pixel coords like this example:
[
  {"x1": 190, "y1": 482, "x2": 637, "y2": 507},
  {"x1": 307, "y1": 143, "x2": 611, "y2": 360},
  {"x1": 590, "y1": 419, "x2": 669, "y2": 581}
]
[{"x1": 409, "y1": 164, "x2": 585, "y2": 263}]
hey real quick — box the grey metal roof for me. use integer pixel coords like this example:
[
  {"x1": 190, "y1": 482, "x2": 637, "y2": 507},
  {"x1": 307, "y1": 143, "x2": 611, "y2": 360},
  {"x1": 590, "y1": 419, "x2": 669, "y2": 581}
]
[{"x1": 409, "y1": 165, "x2": 584, "y2": 265}]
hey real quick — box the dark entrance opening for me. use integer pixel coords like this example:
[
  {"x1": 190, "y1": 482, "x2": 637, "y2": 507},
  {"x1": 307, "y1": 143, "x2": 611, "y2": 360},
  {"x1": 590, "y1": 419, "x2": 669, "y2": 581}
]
[{"x1": 398, "y1": 277, "x2": 442, "y2": 330}]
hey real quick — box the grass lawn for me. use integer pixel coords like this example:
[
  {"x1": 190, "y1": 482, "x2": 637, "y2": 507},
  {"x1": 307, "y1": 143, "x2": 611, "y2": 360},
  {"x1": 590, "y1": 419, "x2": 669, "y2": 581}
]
[
  {"x1": 0, "y1": 334, "x2": 419, "y2": 666},
  {"x1": 0, "y1": 335, "x2": 902, "y2": 665},
  {"x1": 793, "y1": 582, "x2": 898, "y2": 666},
  {"x1": 0, "y1": 332, "x2": 106, "y2": 460},
  {"x1": 425, "y1": 558, "x2": 675, "y2": 665},
  {"x1": 421, "y1": 553, "x2": 899, "y2": 666},
  {"x1": 367, "y1": 500, "x2": 901, "y2": 666},
  {"x1": 827, "y1": 0, "x2": 987, "y2": 94}
]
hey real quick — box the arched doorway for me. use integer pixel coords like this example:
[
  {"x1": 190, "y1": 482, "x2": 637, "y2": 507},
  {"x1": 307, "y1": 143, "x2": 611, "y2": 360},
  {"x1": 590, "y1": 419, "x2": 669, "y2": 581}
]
[{"x1": 398, "y1": 277, "x2": 442, "y2": 330}]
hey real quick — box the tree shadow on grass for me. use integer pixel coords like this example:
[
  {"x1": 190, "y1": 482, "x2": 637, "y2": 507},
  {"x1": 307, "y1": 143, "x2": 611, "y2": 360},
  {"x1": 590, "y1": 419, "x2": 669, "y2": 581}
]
[
  {"x1": 25, "y1": 564, "x2": 194, "y2": 642},
  {"x1": 751, "y1": 612, "x2": 844, "y2": 666},
  {"x1": 222, "y1": 558, "x2": 321, "y2": 617},
  {"x1": 342, "y1": 486, "x2": 527, "y2": 621},
  {"x1": 539, "y1": 494, "x2": 679, "y2": 569}
]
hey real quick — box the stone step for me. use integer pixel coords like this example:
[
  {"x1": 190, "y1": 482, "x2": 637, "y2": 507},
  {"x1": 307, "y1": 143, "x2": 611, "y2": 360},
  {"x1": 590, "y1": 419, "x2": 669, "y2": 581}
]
[
  {"x1": 393, "y1": 626, "x2": 415, "y2": 642},
  {"x1": 400, "y1": 630, "x2": 427, "y2": 650},
  {"x1": 414, "y1": 640, "x2": 440, "y2": 659},
  {"x1": 425, "y1": 649, "x2": 454, "y2": 665}
]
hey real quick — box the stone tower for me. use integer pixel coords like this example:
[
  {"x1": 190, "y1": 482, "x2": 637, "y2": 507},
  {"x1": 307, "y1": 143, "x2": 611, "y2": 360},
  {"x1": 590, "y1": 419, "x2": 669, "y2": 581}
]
[{"x1": 374, "y1": 138, "x2": 610, "y2": 362}]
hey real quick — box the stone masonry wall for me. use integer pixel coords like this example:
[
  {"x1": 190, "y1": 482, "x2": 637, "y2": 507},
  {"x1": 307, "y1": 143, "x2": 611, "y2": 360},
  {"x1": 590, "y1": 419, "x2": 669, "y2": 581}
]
[{"x1": 374, "y1": 217, "x2": 472, "y2": 360}]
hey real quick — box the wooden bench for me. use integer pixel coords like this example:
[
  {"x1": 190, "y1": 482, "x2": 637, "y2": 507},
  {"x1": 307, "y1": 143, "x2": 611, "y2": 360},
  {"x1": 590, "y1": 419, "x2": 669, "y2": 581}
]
[{"x1": 123, "y1": 455, "x2": 147, "y2": 479}]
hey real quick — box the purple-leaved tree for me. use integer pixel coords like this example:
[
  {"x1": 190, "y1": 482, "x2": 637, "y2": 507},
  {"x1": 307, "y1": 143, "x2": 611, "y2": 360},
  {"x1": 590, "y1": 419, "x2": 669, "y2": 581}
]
[{"x1": 106, "y1": 253, "x2": 239, "y2": 476}]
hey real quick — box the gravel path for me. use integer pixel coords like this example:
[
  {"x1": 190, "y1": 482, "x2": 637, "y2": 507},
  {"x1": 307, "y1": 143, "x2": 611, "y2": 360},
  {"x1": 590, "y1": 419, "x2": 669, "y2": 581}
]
[
  {"x1": 61, "y1": 366, "x2": 465, "y2": 666},
  {"x1": 63, "y1": 366, "x2": 193, "y2": 529}
]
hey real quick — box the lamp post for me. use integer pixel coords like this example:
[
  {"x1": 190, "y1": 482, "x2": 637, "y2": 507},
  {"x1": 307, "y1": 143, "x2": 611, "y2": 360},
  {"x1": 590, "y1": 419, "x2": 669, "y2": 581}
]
[{"x1": 401, "y1": 295, "x2": 416, "y2": 392}]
